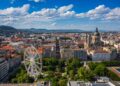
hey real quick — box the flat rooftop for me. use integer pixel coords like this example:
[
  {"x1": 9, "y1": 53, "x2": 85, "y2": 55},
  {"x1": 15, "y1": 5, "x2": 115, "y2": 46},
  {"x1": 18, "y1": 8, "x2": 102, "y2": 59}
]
[{"x1": 68, "y1": 81, "x2": 116, "y2": 86}]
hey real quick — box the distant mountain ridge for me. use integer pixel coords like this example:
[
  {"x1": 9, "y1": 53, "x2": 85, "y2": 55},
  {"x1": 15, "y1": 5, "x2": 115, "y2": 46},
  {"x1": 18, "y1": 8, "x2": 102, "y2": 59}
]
[
  {"x1": 0, "y1": 25, "x2": 119, "y2": 34},
  {"x1": 0, "y1": 25, "x2": 18, "y2": 36},
  {"x1": 0, "y1": 25, "x2": 17, "y2": 30},
  {"x1": 25, "y1": 28, "x2": 84, "y2": 33}
]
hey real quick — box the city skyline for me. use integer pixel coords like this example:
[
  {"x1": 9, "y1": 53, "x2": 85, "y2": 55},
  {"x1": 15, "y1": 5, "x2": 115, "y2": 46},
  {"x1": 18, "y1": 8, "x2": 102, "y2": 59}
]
[{"x1": 0, "y1": 0, "x2": 120, "y2": 30}]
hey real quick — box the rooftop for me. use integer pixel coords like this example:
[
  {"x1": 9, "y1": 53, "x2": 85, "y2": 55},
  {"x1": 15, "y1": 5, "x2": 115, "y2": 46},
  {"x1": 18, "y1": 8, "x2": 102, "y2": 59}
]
[{"x1": 68, "y1": 81, "x2": 115, "y2": 86}]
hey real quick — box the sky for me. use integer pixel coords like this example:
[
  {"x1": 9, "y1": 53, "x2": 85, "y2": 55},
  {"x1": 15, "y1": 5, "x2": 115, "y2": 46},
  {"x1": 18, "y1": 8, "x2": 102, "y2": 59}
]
[{"x1": 0, "y1": 0, "x2": 120, "y2": 31}]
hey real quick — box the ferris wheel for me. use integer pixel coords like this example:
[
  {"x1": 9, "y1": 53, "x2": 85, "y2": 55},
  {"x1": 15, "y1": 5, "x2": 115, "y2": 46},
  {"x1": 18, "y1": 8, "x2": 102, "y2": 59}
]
[{"x1": 23, "y1": 46, "x2": 42, "y2": 80}]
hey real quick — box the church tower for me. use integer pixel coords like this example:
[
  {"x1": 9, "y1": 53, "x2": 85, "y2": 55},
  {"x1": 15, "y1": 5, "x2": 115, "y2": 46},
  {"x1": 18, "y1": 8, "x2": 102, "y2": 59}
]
[
  {"x1": 85, "y1": 33, "x2": 92, "y2": 48},
  {"x1": 55, "y1": 37, "x2": 61, "y2": 58},
  {"x1": 92, "y1": 27, "x2": 101, "y2": 45}
]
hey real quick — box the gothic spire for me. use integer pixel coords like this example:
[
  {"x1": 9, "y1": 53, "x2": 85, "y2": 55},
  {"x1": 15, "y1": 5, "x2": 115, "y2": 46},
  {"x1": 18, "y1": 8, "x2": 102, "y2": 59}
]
[{"x1": 96, "y1": 27, "x2": 98, "y2": 33}]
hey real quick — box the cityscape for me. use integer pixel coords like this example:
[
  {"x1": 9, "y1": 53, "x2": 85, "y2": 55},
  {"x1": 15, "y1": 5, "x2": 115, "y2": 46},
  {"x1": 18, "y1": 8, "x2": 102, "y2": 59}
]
[{"x1": 0, "y1": 0, "x2": 120, "y2": 86}]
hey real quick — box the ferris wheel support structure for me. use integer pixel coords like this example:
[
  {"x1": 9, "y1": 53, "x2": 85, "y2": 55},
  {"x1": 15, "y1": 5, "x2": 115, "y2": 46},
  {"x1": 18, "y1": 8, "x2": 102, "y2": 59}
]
[{"x1": 23, "y1": 45, "x2": 42, "y2": 81}]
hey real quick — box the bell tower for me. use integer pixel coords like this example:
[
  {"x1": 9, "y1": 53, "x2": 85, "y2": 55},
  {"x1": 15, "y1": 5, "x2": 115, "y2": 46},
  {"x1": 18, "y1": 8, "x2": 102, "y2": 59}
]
[{"x1": 55, "y1": 37, "x2": 61, "y2": 58}]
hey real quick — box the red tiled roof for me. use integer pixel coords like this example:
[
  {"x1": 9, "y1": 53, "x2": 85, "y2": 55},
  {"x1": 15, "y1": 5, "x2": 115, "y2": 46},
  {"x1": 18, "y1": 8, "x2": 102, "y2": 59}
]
[
  {"x1": 0, "y1": 45, "x2": 14, "y2": 50},
  {"x1": 37, "y1": 47, "x2": 43, "y2": 54}
]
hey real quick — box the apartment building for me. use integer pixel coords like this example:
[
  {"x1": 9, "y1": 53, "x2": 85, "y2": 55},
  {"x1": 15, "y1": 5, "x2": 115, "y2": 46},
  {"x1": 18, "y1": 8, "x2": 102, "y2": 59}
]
[{"x1": 0, "y1": 58, "x2": 9, "y2": 81}]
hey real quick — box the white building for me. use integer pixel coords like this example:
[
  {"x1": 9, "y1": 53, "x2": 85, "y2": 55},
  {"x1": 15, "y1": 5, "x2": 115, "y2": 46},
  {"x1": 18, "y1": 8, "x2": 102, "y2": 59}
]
[
  {"x1": 114, "y1": 43, "x2": 120, "y2": 52},
  {"x1": 90, "y1": 50, "x2": 111, "y2": 61},
  {"x1": 0, "y1": 58, "x2": 9, "y2": 81},
  {"x1": 67, "y1": 81, "x2": 116, "y2": 86}
]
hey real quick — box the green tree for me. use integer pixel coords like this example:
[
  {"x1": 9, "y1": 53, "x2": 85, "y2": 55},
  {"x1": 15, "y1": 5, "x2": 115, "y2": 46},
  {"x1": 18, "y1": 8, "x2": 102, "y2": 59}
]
[
  {"x1": 47, "y1": 65, "x2": 55, "y2": 71},
  {"x1": 88, "y1": 62, "x2": 97, "y2": 71},
  {"x1": 78, "y1": 67, "x2": 94, "y2": 81},
  {"x1": 69, "y1": 70, "x2": 75, "y2": 80},
  {"x1": 58, "y1": 79, "x2": 67, "y2": 86},
  {"x1": 66, "y1": 58, "x2": 81, "y2": 71},
  {"x1": 51, "y1": 78, "x2": 58, "y2": 86},
  {"x1": 10, "y1": 65, "x2": 34, "y2": 83},
  {"x1": 94, "y1": 64, "x2": 106, "y2": 76}
]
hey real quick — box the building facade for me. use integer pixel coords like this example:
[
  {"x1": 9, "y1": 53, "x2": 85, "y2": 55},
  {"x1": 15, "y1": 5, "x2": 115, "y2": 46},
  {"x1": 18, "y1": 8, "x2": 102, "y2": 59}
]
[
  {"x1": 60, "y1": 48, "x2": 74, "y2": 59},
  {"x1": 73, "y1": 49, "x2": 87, "y2": 60},
  {"x1": 90, "y1": 50, "x2": 111, "y2": 61},
  {"x1": 0, "y1": 58, "x2": 9, "y2": 81}
]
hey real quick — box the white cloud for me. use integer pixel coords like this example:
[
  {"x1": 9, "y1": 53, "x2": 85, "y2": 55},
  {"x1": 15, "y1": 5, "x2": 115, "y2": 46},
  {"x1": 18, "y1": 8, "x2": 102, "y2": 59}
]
[
  {"x1": 0, "y1": 4, "x2": 30, "y2": 28},
  {"x1": 105, "y1": 8, "x2": 120, "y2": 20},
  {"x1": 0, "y1": 4, "x2": 120, "y2": 29},
  {"x1": 34, "y1": 8, "x2": 57, "y2": 17},
  {"x1": 87, "y1": 5, "x2": 110, "y2": 19},
  {"x1": 76, "y1": 5, "x2": 120, "y2": 20},
  {"x1": 76, "y1": 5, "x2": 110, "y2": 19},
  {"x1": 0, "y1": 4, "x2": 30, "y2": 16},
  {"x1": 60, "y1": 11, "x2": 75, "y2": 17},
  {"x1": 27, "y1": 4, "x2": 74, "y2": 19},
  {"x1": 58, "y1": 4, "x2": 73, "y2": 13}
]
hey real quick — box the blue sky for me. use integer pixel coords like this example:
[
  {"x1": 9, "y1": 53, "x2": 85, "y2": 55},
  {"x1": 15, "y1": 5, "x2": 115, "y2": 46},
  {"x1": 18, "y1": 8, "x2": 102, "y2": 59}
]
[{"x1": 0, "y1": 0, "x2": 120, "y2": 31}]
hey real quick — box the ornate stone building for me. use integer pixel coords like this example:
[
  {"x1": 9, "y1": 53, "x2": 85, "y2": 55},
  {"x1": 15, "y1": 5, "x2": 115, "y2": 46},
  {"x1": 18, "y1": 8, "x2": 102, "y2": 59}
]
[
  {"x1": 85, "y1": 27, "x2": 104, "y2": 49},
  {"x1": 92, "y1": 27, "x2": 101, "y2": 45}
]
